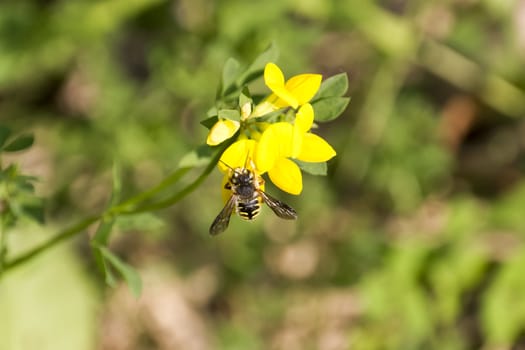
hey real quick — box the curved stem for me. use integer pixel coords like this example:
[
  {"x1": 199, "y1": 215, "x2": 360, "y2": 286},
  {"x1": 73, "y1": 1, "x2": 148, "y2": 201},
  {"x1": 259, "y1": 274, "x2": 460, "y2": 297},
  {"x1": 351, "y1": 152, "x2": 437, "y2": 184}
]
[
  {"x1": 109, "y1": 167, "x2": 191, "y2": 214},
  {"x1": 2, "y1": 143, "x2": 227, "y2": 274},
  {"x1": 122, "y1": 146, "x2": 222, "y2": 214},
  {"x1": 3, "y1": 216, "x2": 99, "y2": 271}
]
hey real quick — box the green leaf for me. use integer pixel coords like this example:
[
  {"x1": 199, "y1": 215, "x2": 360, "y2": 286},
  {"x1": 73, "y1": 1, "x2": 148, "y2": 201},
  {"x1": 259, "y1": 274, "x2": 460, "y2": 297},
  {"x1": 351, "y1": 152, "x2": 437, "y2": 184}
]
[
  {"x1": 312, "y1": 97, "x2": 350, "y2": 122},
  {"x1": 294, "y1": 160, "x2": 327, "y2": 176},
  {"x1": 314, "y1": 73, "x2": 349, "y2": 100},
  {"x1": 0, "y1": 126, "x2": 12, "y2": 149},
  {"x1": 91, "y1": 242, "x2": 117, "y2": 287},
  {"x1": 99, "y1": 246, "x2": 142, "y2": 297},
  {"x1": 238, "y1": 42, "x2": 279, "y2": 85},
  {"x1": 218, "y1": 109, "x2": 240, "y2": 121},
  {"x1": 239, "y1": 87, "x2": 253, "y2": 109},
  {"x1": 92, "y1": 218, "x2": 115, "y2": 246},
  {"x1": 15, "y1": 176, "x2": 37, "y2": 193},
  {"x1": 221, "y1": 57, "x2": 241, "y2": 96},
  {"x1": 3, "y1": 164, "x2": 18, "y2": 178},
  {"x1": 3, "y1": 134, "x2": 34, "y2": 152},
  {"x1": 179, "y1": 144, "x2": 217, "y2": 168},
  {"x1": 207, "y1": 106, "x2": 218, "y2": 117},
  {"x1": 21, "y1": 203, "x2": 45, "y2": 224},
  {"x1": 482, "y1": 249, "x2": 525, "y2": 345},
  {"x1": 201, "y1": 115, "x2": 218, "y2": 130}
]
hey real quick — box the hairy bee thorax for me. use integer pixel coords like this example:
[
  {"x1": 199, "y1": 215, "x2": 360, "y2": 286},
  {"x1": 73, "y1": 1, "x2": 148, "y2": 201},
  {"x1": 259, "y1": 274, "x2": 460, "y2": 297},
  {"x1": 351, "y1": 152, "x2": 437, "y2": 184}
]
[{"x1": 228, "y1": 168, "x2": 262, "y2": 220}]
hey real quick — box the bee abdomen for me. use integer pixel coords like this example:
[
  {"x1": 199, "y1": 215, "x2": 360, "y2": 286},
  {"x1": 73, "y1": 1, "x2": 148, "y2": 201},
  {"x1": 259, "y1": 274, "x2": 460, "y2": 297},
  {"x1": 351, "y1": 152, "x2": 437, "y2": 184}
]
[{"x1": 237, "y1": 198, "x2": 261, "y2": 220}]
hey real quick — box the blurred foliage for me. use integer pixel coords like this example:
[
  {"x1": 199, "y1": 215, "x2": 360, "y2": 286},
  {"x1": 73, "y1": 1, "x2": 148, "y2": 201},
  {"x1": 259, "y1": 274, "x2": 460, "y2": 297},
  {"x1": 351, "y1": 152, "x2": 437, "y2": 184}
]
[{"x1": 1, "y1": 0, "x2": 525, "y2": 349}]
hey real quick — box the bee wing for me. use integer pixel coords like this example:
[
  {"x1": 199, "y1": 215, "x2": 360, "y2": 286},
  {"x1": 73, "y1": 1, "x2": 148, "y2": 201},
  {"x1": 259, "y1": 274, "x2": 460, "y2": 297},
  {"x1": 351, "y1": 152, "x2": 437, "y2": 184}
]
[
  {"x1": 209, "y1": 195, "x2": 237, "y2": 235},
  {"x1": 259, "y1": 190, "x2": 298, "y2": 220}
]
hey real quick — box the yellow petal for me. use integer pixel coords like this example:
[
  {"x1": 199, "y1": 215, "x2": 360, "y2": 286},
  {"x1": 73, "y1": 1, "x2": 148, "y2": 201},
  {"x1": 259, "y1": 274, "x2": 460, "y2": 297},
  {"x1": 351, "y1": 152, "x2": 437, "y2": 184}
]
[
  {"x1": 255, "y1": 124, "x2": 279, "y2": 173},
  {"x1": 206, "y1": 119, "x2": 240, "y2": 146},
  {"x1": 264, "y1": 63, "x2": 285, "y2": 89},
  {"x1": 268, "y1": 158, "x2": 303, "y2": 195},
  {"x1": 296, "y1": 133, "x2": 336, "y2": 162},
  {"x1": 264, "y1": 63, "x2": 299, "y2": 108},
  {"x1": 219, "y1": 139, "x2": 256, "y2": 172},
  {"x1": 271, "y1": 87, "x2": 299, "y2": 109},
  {"x1": 256, "y1": 122, "x2": 296, "y2": 173},
  {"x1": 291, "y1": 124, "x2": 303, "y2": 159},
  {"x1": 285, "y1": 74, "x2": 322, "y2": 105},
  {"x1": 295, "y1": 103, "x2": 314, "y2": 133},
  {"x1": 221, "y1": 173, "x2": 231, "y2": 204}
]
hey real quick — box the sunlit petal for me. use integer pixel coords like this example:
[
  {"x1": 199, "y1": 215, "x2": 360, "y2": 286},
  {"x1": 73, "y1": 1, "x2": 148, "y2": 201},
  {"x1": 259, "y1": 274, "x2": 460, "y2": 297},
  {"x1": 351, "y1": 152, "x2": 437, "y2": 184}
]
[
  {"x1": 285, "y1": 74, "x2": 322, "y2": 105},
  {"x1": 291, "y1": 124, "x2": 303, "y2": 158},
  {"x1": 206, "y1": 119, "x2": 240, "y2": 146},
  {"x1": 268, "y1": 158, "x2": 303, "y2": 195},
  {"x1": 264, "y1": 62, "x2": 285, "y2": 89},
  {"x1": 271, "y1": 122, "x2": 294, "y2": 157},
  {"x1": 295, "y1": 103, "x2": 314, "y2": 133},
  {"x1": 270, "y1": 86, "x2": 299, "y2": 109},
  {"x1": 255, "y1": 125, "x2": 279, "y2": 173},
  {"x1": 297, "y1": 133, "x2": 336, "y2": 162},
  {"x1": 219, "y1": 139, "x2": 256, "y2": 172},
  {"x1": 221, "y1": 173, "x2": 231, "y2": 204},
  {"x1": 264, "y1": 63, "x2": 299, "y2": 108}
]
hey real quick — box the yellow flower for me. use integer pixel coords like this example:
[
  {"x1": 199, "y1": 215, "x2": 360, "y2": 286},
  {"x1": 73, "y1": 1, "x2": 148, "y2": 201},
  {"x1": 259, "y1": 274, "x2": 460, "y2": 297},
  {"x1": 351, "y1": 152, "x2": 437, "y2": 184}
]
[
  {"x1": 255, "y1": 104, "x2": 336, "y2": 195},
  {"x1": 218, "y1": 138, "x2": 257, "y2": 173},
  {"x1": 206, "y1": 119, "x2": 240, "y2": 146},
  {"x1": 254, "y1": 62, "x2": 322, "y2": 116}
]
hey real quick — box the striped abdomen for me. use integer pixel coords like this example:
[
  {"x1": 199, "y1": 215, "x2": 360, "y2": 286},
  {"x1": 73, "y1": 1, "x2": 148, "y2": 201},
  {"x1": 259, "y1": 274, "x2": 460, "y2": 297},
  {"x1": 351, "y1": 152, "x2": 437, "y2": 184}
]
[{"x1": 236, "y1": 194, "x2": 262, "y2": 220}]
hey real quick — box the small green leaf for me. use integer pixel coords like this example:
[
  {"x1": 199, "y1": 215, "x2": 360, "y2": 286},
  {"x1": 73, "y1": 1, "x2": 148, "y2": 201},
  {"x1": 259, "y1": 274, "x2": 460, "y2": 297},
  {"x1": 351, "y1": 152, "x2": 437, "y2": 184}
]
[
  {"x1": 3, "y1": 164, "x2": 18, "y2": 178},
  {"x1": 294, "y1": 160, "x2": 327, "y2": 176},
  {"x1": 239, "y1": 87, "x2": 252, "y2": 109},
  {"x1": 92, "y1": 218, "x2": 115, "y2": 246},
  {"x1": 179, "y1": 144, "x2": 217, "y2": 168},
  {"x1": 238, "y1": 42, "x2": 279, "y2": 85},
  {"x1": 0, "y1": 126, "x2": 12, "y2": 149},
  {"x1": 207, "y1": 106, "x2": 218, "y2": 117},
  {"x1": 15, "y1": 176, "x2": 36, "y2": 193},
  {"x1": 201, "y1": 115, "x2": 218, "y2": 130},
  {"x1": 21, "y1": 203, "x2": 45, "y2": 224},
  {"x1": 100, "y1": 246, "x2": 142, "y2": 297},
  {"x1": 313, "y1": 73, "x2": 349, "y2": 100},
  {"x1": 218, "y1": 109, "x2": 240, "y2": 121},
  {"x1": 221, "y1": 57, "x2": 241, "y2": 96},
  {"x1": 91, "y1": 244, "x2": 116, "y2": 286},
  {"x1": 482, "y1": 250, "x2": 525, "y2": 345},
  {"x1": 312, "y1": 97, "x2": 350, "y2": 122},
  {"x1": 3, "y1": 134, "x2": 34, "y2": 152}
]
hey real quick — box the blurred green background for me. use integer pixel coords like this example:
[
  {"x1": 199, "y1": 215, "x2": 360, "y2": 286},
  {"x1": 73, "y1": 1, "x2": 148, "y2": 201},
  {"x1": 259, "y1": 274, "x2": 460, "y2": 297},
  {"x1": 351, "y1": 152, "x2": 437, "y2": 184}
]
[{"x1": 2, "y1": 0, "x2": 525, "y2": 349}]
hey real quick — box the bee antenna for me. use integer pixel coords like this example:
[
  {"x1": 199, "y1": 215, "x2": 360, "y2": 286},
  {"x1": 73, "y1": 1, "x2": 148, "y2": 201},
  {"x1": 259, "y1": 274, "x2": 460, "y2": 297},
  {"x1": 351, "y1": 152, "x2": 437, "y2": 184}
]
[{"x1": 219, "y1": 159, "x2": 234, "y2": 170}]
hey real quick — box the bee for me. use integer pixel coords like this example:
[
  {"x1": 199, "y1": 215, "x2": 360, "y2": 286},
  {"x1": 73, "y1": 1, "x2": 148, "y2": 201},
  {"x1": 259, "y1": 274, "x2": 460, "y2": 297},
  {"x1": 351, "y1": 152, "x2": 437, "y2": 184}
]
[{"x1": 209, "y1": 161, "x2": 298, "y2": 235}]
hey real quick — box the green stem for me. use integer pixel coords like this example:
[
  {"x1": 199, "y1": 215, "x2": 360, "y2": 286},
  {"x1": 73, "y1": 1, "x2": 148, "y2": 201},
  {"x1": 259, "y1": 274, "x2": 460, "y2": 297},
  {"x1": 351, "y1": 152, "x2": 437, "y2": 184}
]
[
  {"x1": 2, "y1": 143, "x2": 227, "y2": 273},
  {"x1": 122, "y1": 146, "x2": 222, "y2": 214},
  {"x1": 109, "y1": 167, "x2": 191, "y2": 214},
  {"x1": 4, "y1": 216, "x2": 99, "y2": 271}
]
